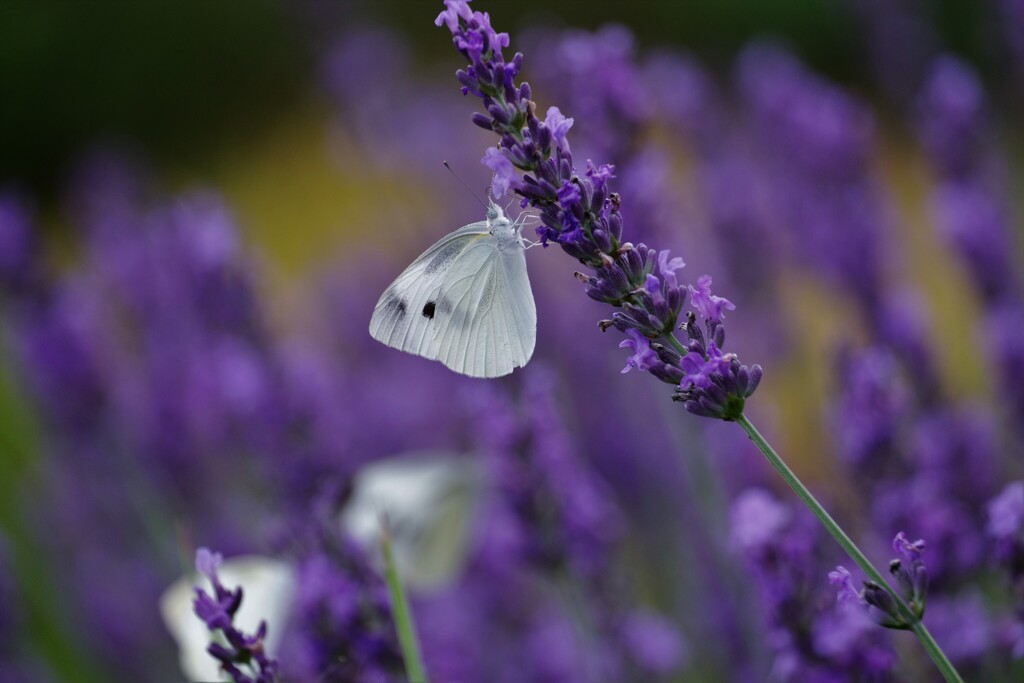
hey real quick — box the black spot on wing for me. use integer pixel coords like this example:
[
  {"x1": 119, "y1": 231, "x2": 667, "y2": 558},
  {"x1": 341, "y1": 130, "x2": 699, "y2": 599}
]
[
  {"x1": 382, "y1": 295, "x2": 407, "y2": 318},
  {"x1": 422, "y1": 301, "x2": 436, "y2": 319}
]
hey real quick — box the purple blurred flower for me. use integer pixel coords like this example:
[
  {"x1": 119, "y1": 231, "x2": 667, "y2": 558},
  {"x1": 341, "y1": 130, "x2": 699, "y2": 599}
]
[
  {"x1": 917, "y1": 56, "x2": 987, "y2": 178},
  {"x1": 737, "y1": 42, "x2": 886, "y2": 311},
  {"x1": 988, "y1": 481, "x2": 1024, "y2": 571},
  {"x1": 832, "y1": 347, "x2": 909, "y2": 471},
  {"x1": 933, "y1": 179, "x2": 1017, "y2": 305},
  {"x1": 282, "y1": 546, "x2": 403, "y2": 682},
  {"x1": 0, "y1": 192, "x2": 39, "y2": 295},
  {"x1": 917, "y1": 56, "x2": 1024, "y2": 438},
  {"x1": 732, "y1": 489, "x2": 895, "y2": 679},
  {"x1": 620, "y1": 610, "x2": 688, "y2": 674},
  {"x1": 924, "y1": 592, "x2": 995, "y2": 665}
]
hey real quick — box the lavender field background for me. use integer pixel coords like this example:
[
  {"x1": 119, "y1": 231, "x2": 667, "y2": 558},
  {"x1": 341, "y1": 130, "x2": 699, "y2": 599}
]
[{"x1": 1, "y1": 1, "x2": 1023, "y2": 681}]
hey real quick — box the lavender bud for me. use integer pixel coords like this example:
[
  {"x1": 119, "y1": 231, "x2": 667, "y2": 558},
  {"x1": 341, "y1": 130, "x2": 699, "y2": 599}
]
[{"x1": 471, "y1": 112, "x2": 494, "y2": 130}]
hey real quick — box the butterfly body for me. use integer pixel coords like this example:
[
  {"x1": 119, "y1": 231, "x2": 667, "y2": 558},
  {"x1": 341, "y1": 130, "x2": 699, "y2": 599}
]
[{"x1": 369, "y1": 202, "x2": 536, "y2": 378}]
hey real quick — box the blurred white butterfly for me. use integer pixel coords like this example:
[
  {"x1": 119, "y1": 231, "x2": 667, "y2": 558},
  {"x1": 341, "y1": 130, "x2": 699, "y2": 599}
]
[
  {"x1": 159, "y1": 555, "x2": 296, "y2": 682},
  {"x1": 341, "y1": 451, "x2": 482, "y2": 592},
  {"x1": 369, "y1": 200, "x2": 536, "y2": 378}
]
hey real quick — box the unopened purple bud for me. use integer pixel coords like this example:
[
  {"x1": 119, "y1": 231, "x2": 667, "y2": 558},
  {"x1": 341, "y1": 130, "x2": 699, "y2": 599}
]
[
  {"x1": 736, "y1": 365, "x2": 750, "y2": 395},
  {"x1": 746, "y1": 366, "x2": 763, "y2": 395},
  {"x1": 658, "y1": 362, "x2": 685, "y2": 384},
  {"x1": 456, "y1": 69, "x2": 481, "y2": 95},
  {"x1": 712, "y1": 323, "x2": 725, "y2": 348},
  {"x1": 608, "y1": 212, "x2": 623, "y2": 241},
  {"x1": 559, "y1": 157, "x2": 573, "y2": 180},
  {"x1": 862, "y1": 582, "x2": 902, "y2": 626},
  {"x1": 208, "y1": 642, "x2": 236, "y2": 664},
  {"x1": 683, "y1": 312, "x2": 705, "y2": 347},
  {"x1": 890, "y1": 559, "x2": 915, "y2": 602},
  {"x1": 487, "y1": 102, "x2": 511, "y2": 125},
  {"x1": 518, "y1": 81, "x2": 531, "y2": 102},
  {"x1": 472, "y1": 112, "x2": 494, "y2": 130}
]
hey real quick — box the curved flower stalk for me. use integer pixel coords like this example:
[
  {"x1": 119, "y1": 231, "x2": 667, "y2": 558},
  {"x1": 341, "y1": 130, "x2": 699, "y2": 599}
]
[{"x1": 434, "y1": 2, "x2": 964, "y2": 681}]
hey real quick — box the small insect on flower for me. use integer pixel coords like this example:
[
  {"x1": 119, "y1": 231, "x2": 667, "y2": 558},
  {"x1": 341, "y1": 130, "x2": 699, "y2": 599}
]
[{"x1": 369, "y1": 198, "x2": 537, "y2": 378}]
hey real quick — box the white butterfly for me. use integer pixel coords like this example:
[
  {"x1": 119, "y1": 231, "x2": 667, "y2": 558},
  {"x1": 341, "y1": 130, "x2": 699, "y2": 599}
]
[
  {"x1": 369, "y1": 201, "x2": 536, "y2": 378},
  {"x1": 340, "y1": 451, "x2": 482, "y2": 592},
  {"x1": 159, "y1": 555, "x2": 296, "y2": 682}
]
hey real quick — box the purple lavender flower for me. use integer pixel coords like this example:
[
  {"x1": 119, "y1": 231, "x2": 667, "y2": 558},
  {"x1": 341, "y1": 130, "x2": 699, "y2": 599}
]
[
  {"x1": 932, "y1": 179, "x2": 1018, "y2": 306},
  {"x1": 917, "y1": 57, "x2": 987, "y2": 178},
  {"x1": 737, "y1": 42, "x2": 887, "y2": 312},
  {"x1": 987, "y1": 304, "x2": 1024, "y2": 431},
  {"x1": 732, "y1": 489, "x2": 896, "y2": 679},
  {"x1": 521, "y1": 25, "x2": 650, "y2": 164},
  {"x1": 917, "y1": 56, "x2": 1024, "y2": 437},
  {"x1": 619, "y1": 328, "x2": 659, "y2": 374},
  {"x1": 988, "y1": 481, "x2": 1024, "y2": 575},
  {"x1": 436, "y1": 0, "x2": 760, "y2": 421},
  {"x1": 923, "y1": 592, "x2": 996, "y2": 665},
  {"x1": 831, "y1": 346, "x2": 910, "y2": 472},
  {"x1": 890, "y1": 532, "x2": 928, "y2": 618},
  {"x1": 675, "y1": 285, "x2": 762, "y2": 421},
  {"x1": 831, "y1": 532, "x2": 928, "y2": 630},
  {"x1": 619, "y1": 610, "x2": 688, "y2": 674},
  {"x1": 192, "y1": 548, "x2": 281, "y2": 683}
]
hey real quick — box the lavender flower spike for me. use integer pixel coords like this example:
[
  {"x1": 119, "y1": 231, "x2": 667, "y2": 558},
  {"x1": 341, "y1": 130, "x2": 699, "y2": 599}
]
[
  {"x1": 437, "y1": 0, "x2": 760, "y2": 421},
  {"x1": 436, "y1": 5, "x2": 962, "y2": 680},
  {"x1": 830, "y1": 532, "x2": 929, "y2": 631},
  {"x1": 192, "y1": 548, "x2": 281, "y2": 683}
]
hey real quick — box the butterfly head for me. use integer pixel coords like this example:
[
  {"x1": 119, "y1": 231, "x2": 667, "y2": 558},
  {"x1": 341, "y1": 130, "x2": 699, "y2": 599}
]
[
  {"x1": 486, "y1": 201, "x2": 513, "y2": 234},
  {"x1": 485, "y1": 200, "x2": 506, "y2": 225}
]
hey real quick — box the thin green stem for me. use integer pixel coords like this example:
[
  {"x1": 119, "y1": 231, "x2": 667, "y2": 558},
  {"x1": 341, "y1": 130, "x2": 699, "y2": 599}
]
[
  {"x1": 735, "y1": 414, "x2": 964, "y2": 683},
  {"x1": 665, "y1": 331, "x2": 689, "y2": 356},
  {"x1": 911, "y1": 621, "x2": 964, "y2": 682},
  {"x1": 381, "y1": 526, "x2": 429, "y2": 683}
]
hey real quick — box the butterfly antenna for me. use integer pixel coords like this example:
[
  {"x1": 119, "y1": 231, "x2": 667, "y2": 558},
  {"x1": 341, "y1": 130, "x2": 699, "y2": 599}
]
[{"x1": 443, "y1": 161, "x2": 488, "y2": 208}]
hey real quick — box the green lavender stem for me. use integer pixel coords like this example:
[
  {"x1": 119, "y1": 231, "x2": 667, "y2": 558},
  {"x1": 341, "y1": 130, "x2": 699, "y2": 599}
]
[
  {"x1": 381, "y1": 525, "x2": 429, "y2": 683},
  {"x1": 735, "y1": 414, "x2": 964, "y2": 683}
]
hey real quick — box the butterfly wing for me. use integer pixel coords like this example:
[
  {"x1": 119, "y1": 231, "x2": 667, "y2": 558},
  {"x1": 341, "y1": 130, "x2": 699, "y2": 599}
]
[
  {"x1": 340, "y1": 452, "x2": 482, "y2": 592},
  {"x1": 370, "y1": 223, "x2": 536, "y2": 378},
  {"x1": 369, "y1": 222, "x2": 490, "y2": 361},
  {"x1": 433, "y1": 238, "x2": 536, "y2": 377}
]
